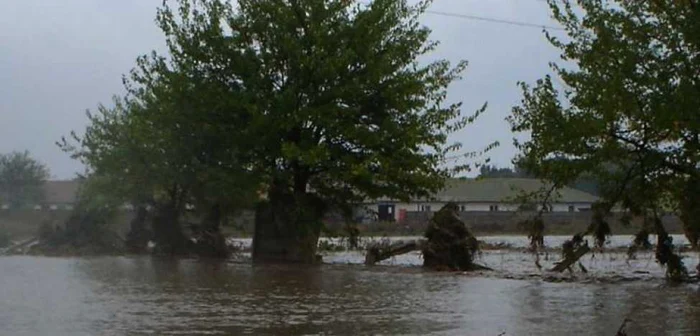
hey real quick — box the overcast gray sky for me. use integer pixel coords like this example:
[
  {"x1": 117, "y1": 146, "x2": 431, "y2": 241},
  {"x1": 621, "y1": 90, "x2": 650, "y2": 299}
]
[{"x1": 0, "y1": 0, "x2": 562, "y2": 179}]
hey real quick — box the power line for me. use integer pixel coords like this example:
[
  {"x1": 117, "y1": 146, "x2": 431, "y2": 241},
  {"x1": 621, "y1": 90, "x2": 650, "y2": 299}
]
[
  {"x1": 357, "y1": 1, "x2": 566, "y2": 31},
  {"x1": 424, "y1": 9, "x2": 565, "y2": 31}
]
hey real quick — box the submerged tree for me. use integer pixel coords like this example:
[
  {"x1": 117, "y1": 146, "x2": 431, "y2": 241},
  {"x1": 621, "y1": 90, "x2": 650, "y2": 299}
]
[
  {"x1": 60, "y1": 61, "x2": 259, "y2": 255},
  {"x1": 161, "y1": 0, "x2": 480, "y2": 263},
  {"x1": 62, "y1": 0, "x2": 484, "y2": 262},
  {"x1": 60, "y1": 22, "x2": 260, "y2": 255},
  {"x1": 509, "y1": 0, "x2": 700, "y2": 280}
]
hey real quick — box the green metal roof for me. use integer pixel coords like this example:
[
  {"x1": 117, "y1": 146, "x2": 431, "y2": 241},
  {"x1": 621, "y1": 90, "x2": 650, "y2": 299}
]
[{"x1": 434, "y1": 178, "x2": 599, "y2": 204}]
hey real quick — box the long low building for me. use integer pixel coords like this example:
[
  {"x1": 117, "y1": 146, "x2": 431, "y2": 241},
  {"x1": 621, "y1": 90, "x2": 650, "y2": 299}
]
[
  {"x1": 355, "y1": 178, "x2": 600, "y2": 222},
  {"x1": 2, "y1": 178, "x2": 599, "y2": 222}
]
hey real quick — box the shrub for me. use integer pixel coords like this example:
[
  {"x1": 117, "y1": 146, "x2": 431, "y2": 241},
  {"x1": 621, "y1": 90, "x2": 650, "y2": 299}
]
[{"x1": 0, "y1": 230, "x2": 10, "y2": 248}]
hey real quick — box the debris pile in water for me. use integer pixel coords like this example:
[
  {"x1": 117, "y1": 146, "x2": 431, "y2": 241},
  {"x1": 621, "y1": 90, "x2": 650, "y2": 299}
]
[
  {"x1": 364, "y1": 203, "x2": 489, "y2": 271},
  {"x1": 422, "y1": 202, "x2": 481, "y2": 271},
  {"x1": 364, "y1": 238, "x2": 421, "y2": 265}
]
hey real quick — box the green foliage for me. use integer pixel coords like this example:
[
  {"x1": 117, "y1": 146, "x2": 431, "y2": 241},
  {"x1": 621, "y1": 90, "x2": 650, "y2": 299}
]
[
  {"x1": 61, "y1": 0, "x2": 480, "y2": 231},
  {"x1": 519, "y1": 217, "x2": 544, "y2": 250},
  {"x1": 509, "y1": 0, "x2": 700, "y2": 278},
  {"x1": 33, "y1": 205, "x2": 124, "y2": 256},
  {"x1": 627, "y1": 228, "x2": 651, "y2": 259},
  {"x1": 0, "y1": 229, "x2": 9, "y2": 248},
  {"x1": 679, "y1": 175, "x2": 700, "y2": 249},
  {"x1": 588, "y1": 204, "x2": 611, "y2": 248},
  {"x1": 510, "y1": 183, "x2": 559, "y2": 248},
  {"x1": 571, "y1": 174, "x2": 599, "y2": 196},
  {"x1": 511, "y1": 0, "x2": 700, "y2": 211},
  {"x1": 342, "y1": 223, "x2": 361, "y2": 249},
  {"x1": 478, "y1": 165, "x2": 531, "y2": 178},
  {"x1": 37, "y1": 220, "x2": 57, "y2": 242},
  {"x1": 0, "y1": 151, "x2": 49, "y2": 208}
]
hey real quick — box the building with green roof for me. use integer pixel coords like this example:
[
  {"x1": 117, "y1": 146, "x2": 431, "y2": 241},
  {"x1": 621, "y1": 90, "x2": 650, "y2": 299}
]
[{"x1": 362, "y1": 178, "x2": 600, "y2": 222}]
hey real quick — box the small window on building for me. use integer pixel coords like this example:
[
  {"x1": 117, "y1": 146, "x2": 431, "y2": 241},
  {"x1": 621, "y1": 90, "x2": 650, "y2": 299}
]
[
  {"x1": 460, "y1": 205, "x2": 466, "y2": 212},
  {"x1": 50, "y1": 205, "x2": 58, "y2": 211},
  {"x1": 33, "y1": 205, "x2": 42, "y2": 211},
  {"x1": 388, "y1": 207, "x2": 393, "y2": 214},
  {"x1": 568, "y1": 205, "x2": 575, "y2": 212},
  {"x1": 420, "y1": 205, "x2": 432, "y2": 212},
  {"x1": 1, "y1": 204, "x2": 9, "y2": 210},
  {"x1": 489, "y1": 205, "x2": 499, "y2": 212},
  {"x1": 65, "y1": 205, "x2": 74, "y2": 210}
]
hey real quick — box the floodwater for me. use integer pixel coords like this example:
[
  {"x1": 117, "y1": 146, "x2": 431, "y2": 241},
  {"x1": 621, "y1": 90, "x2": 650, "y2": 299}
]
[
  {"x1": 229, "y1": 234, "x2": 694, "y2": 251},
  {"x1": 1, "y1": 237, "x2": 700, "y2": 335}
]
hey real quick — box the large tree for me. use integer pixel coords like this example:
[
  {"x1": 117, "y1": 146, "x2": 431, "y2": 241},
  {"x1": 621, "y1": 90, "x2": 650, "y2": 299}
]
[
  {"x1": 63, "y1": 0, "x2": 481, "y2": 262},
  {"x1": 0, "y1": 151, "x2": 49, "y2": 209},
  {"x1": 509, "y1": 0, "x2": 700, "y2": 279},
  {"x1": 61, "y1": 61, "x2": 259, "y2": 255},
  {"x1": 157, "y1": 0, "x2": 477, "y2": 263}
]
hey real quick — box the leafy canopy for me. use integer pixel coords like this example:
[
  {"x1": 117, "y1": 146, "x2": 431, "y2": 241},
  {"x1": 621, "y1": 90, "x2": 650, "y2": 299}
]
[
  {"x1": 510, "y1": 0, "x2": 700, "y2": 218},
  {"x1": 509, "y1": 0, "x2": 700, "y2": 276},
  {"x1": 0, "y1": 151, "x2": 49, "y2": 208},
  {"x1": 62, "y1": 0, "x2": 483, "y2": 215}
]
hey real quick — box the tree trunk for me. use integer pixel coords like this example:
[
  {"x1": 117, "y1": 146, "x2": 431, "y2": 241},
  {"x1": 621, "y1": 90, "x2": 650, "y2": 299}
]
[
  {"x1": 151, "y1": 202, "x2": 190, "y2": 255},
  {"x1": 550, "y1": 244, "x2": 590, "y2": 272},
  {"x1": 680, "y1": 176, "x2": 700, "y2": 250},
  {"x1": 365, "y1": 240, "x2": 423, "y2": 265},
  {"x1": 125, "y1": 206, "x2": 151, "y2": 254},
  {"x1": 192, "y1": 203, "x2": 229, "y2": 258},
  {"x1": 252, "y1": 183, "x2": 326, "y2": 264}
]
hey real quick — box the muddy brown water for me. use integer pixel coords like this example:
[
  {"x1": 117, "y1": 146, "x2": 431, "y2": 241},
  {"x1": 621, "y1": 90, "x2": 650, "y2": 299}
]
[{"x1": 1, "y1": 254, "x2": 699, "y2": 336}]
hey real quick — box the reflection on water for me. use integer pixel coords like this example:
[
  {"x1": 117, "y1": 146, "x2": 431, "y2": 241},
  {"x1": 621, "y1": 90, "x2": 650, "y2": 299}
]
[{"x1": 0, "y1": 256, "x2": 698, "y2": 335}]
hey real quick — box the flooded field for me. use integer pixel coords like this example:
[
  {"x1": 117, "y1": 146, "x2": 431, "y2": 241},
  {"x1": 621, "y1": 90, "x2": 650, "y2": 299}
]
[
  {"x1": 229, "y1": 234, "x2": 694, "y2": 252},
  {"x1": 1, "y1": 235, "x2": 699, "y2": 335},
  {"x1": 230, "y1": 234, "x2": 699, "y2": 281}
]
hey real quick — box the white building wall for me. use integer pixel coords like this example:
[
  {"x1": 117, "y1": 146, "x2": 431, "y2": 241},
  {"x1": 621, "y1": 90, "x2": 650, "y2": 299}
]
[
  {"x1": 463, "y1": 203, "x2": 490, "y2": 211},
  {"x1": 465, "y1": 203, "x2": 523, "y2": 212},
  {"x1": 393, "y1": 202, "x2": 442, "y2": 221},
  {"x1": 551, "y1": 204, "x2": 570, "y2": 212},
  {"x1": 405, "y1": 202, "x2": 444, "y2": 212},
  {"x1": 394, "y1": 202, "x2": 522, "y2": 219},
  {"x1": 572, "y1": 203, "x2": 594, "y2": 211},
  {"x1": 551, "y1": 203, "x2": 594, "y2": 212},
  {"x1": 404, "y1": 202, "x2": 510, "y2": 213},
  {"x1": 497, "y1": 204, "x2": 520, "y2": 212},
  {"x1": 357, "y1": 201, "x2": 597, "y2": 221}
]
